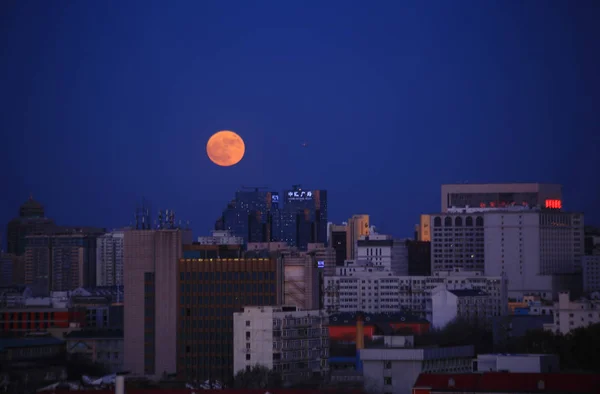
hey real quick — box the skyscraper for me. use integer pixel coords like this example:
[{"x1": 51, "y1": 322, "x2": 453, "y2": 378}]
[
  {"x1": 280, "y1": 185, "x2": 328, "y2": 250},
  {"x1": 346, "y1": 214, "x2": 370, "y2": 260}
]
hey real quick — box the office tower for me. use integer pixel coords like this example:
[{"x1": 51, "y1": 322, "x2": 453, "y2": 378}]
[
  {"x1": 356, "y1": 233, "x2": 409, "y2": 275},
  {"x1": 441, "y1": 183, "x2": 562, "y2": 213},
  {"x1": 177, "y1": 257, "x2": 283, "y2": 384},
  {"x1": 328, "y1": 224, "x2": 347, "y2": 267},
  {"x1": 96, "y1": 231, "x2": 125, "y2": 286},
  {"x1": 346, "y1": 215, "x2": 369, "y2": 260},
  {"x1": 584, "y1": 226, "x2": 600, "y2": 255},
  {"x1": 24, "y1": 235, "x2": 52, "y2": 295},
  {"x1": 6, "y1": 196, "x2": 56, "y2": 255},
  {"x1": 279, "y1": 185, "x2": 327, "y2": 250},
  {"x1": 123, "y1": 229, "x2": 184, "y2": 377},
  {"x1": 0, "y1": 253, "x2": 25, "y2": 286},
  {"x1": 483, "y1": 210, "x2": 584, "y2": 299},
  {"x1": 219, "y1": 187, "x2": 279, "y2": 245}
]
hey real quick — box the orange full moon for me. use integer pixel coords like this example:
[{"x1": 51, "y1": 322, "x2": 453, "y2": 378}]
[{"x1": 206, "y1": 130, "x2": 245, "y2": 167}]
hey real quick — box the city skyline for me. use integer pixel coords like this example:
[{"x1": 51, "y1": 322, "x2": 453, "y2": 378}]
[{"x1": 2, "y1": 1, "x2": 599, "y2": 241}]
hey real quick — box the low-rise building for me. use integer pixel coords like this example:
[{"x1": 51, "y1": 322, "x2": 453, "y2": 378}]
[
  {"x1": 64, "y1": 329, "x2": 124, "y2": 373},
  {"x1": 360, "y1": 336, "x2": 474, "y2": 394},
  {"x1": 473, "y1": 354, "x2": 559, "y2": 373},
  {"x1": 431, "y1": 288, "x2": 497, "y2": 328},
  {"x1": 412, "y1": 372, "x2": 600, "y2": 394},
  {"x1": 544, "y1": 291, "x2": 600, "y2": 334},
  {"x1": 233, "y1": 306, "x2": 328, "y2": 385}
]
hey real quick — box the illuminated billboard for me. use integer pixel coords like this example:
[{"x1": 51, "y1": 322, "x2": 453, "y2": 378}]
[
  {"x1": 287, "y1": 190, "x2": 313, "y2": 201},
  {"x1": 317, "y1": 261, "x2": 325, "y2": 269}
]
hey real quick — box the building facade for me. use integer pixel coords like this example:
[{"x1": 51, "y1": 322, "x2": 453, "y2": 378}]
[
  {"x1": 123, "y1": 229, "x2": 183, "y2": 377},
  {"x1": 232, "y1": 306, "x2": 328, "y2": 385},
  {"x1": 64, "y1": 329, "x2": 124, "y2": 373},
  {"x1": 328, "y1": 224, "x2": 347, "y2": 267},
  {"x1": 324, "y1": 269, "x2": 506, "y2": 321},
  {"x1": 6, "y1": 197, "x2": 56, "y2": 256},
  {"x1": 544, "y1": 291, "x2": 600, "y2": 335},
  {"x1": 96, "y1": 231, "x2": 124, "y2": 287},
  {"x1": 431, "y1": 289, "x2": 498, "y2": 328},
  {"x1": 583, "y1": 255, "x2": 600, "y2": 293},
  {"x1": 346, "y1": 215, "x2": 370, "y2": 260},
  {"x1": 356, "y1": 234, "x2": 409, "y2": 275},
  {"x1": 177, "y1": 257, "x2": 283, "y2": 384},
  {"x1": 440, "y1": 183, "x2": 563, "y2": 213},
  {"x1": 280, "y1": 186, "x2": 328, "y2": 250}
]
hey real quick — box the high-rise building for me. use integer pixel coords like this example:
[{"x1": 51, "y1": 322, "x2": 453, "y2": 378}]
[
  {"x1": 429, "y1": 209, "x2": 584, "y2": 299},
  {"x1": 6, "y1": 196, "x2": 56, "y2": 255},
  {"x1": 177, "y1": 257, "x2": 283, "y2": 384},
  {"x1": 346, "y1": 215, "x2": 369, "y2": 260},
  {"x1": 219, "y1": 188, "x2": 279, "y2": 245},
  {"x1": 441, "y1": 183, "x2": 562, "y2": 213},
  {"x1": 23, "y1": 227, "x2": 104, "y2": 295},
  {"x1": 123, "y1": 229, "x2": 184, "y2": 377},
  {"x1": 96, "y1": 231, "x2": 125, "y2": 286},
  {"x1": 280, "y1": 185, "x2": 328, "y2": 250},
  {"x1": 328, "y1": 224, "x2": 347, "y2": 267}
]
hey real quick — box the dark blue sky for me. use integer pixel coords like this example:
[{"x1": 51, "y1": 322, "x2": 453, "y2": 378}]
[{"x1": 1, "y1": 0, "x2": 599, "y2": 240}]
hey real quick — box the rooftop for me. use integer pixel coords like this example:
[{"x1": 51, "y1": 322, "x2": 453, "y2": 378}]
[
  {"x1": 450, "y1": 289, "x2": 489, "y2": 297},
  {"x1": 329, "y1": 312, "x2": 428, "y2": 325},
  {"x1": 0, "y1": 337, "x2": 64, "y2": 352},
  {"x1": 413, "y1": 372, "x2": 600, "y2": 393},
  {"x1": 64, "y1": 329, "x2": 123, "y2": 339}
]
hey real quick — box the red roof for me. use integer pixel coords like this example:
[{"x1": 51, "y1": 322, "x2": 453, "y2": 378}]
[
  {"x1": 44, "y1": 390, "x2": 362, "y2": 394},
  {"x1": 413, "y1": 373, "x2": 600, "y2": 393}
]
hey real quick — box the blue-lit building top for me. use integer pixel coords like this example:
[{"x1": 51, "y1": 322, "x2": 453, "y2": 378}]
[
  {"x1": 219, "y1": 188, "x2": 279, "y2": 245},
  {"x1": 280, "y1": 185, "x2": 328, "y2": 250},
  {"x1": 218, "y1": 186, "x2": 327, "y2": 250}
]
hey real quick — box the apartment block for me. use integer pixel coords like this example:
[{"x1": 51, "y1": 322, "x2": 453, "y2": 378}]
[
  {"x1": 544, "y1": 291, "x2": 600, "y2": 335},
  {"x1": 324, "y1": 269, "x2": 506, "y2": 321},
  {"x1": 233, "y1": 306, "x2": 328, "y2": 385}
]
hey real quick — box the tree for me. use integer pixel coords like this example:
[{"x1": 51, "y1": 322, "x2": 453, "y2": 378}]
[
  {"x1": 415, "y1": 318, "x2": 494, "y2": 354},
  {"x1": 233, "y1": 364, "x2": 282, "y2": 389}
]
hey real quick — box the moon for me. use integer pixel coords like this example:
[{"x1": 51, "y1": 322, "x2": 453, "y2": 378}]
[{"x1": 206, "y1": 130, "x2": 245, "y2": 167}]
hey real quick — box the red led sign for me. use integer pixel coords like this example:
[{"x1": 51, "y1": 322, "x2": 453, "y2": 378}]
[{"x1": 545, "y1": 199, "x2": 562, "y2": 209}]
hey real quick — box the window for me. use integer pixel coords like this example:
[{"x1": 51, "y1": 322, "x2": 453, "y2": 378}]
[
  {"x1": 384, "y1": 377, "x2": 392, "y2": 385},
  {"x1": 246, "y1": 354, "x2": 251, "y2": 360},
  {"x1": 246, "y1": 320, "x2": 250, "y2": 326},
  {"x1": 246, "y1": 332, "x2": 251, "y2": 340},
  {"x1": 384, "y1": 361, "x2": 392, "y2": 369}
]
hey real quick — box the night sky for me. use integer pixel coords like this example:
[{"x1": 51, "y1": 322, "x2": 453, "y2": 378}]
[{"x1": 2, "y1": 1, "x2": 599, "y2": 241}]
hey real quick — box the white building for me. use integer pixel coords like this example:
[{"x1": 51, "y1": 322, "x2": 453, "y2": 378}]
[
  {"x1": 544, "y1": 291, "x2": 600, "y2": 335},
  {"x1": 324, "y1": 269, "x2": 507, "y2": 321},
  {"x1": 197, "y1": 230, "x2": 243, "y2": 245},
  {"x1": 583, "y1": 255, "x2": 600, "y2": 293},
  {"x1": 473, "y1": 353, "x2": 559, "y2": 373},
  {"x1": 233, "y1": 306, "x2": 328, "y2": 385},
  {"x1": 96, "y1": 231, "x2": 124, "y2": 287},
  {"x1": 356, "y1": 233, "x2": 409, "y2": 275},
  {"x1": 431, "y1": 288, "x2": 498, "y2": 328},
  {"x1": 360, "y1": 337, "x2": 474, "y2": 394},
  {"x1": 430, "y1": 209, "x2": 584, "y2": 299}
]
